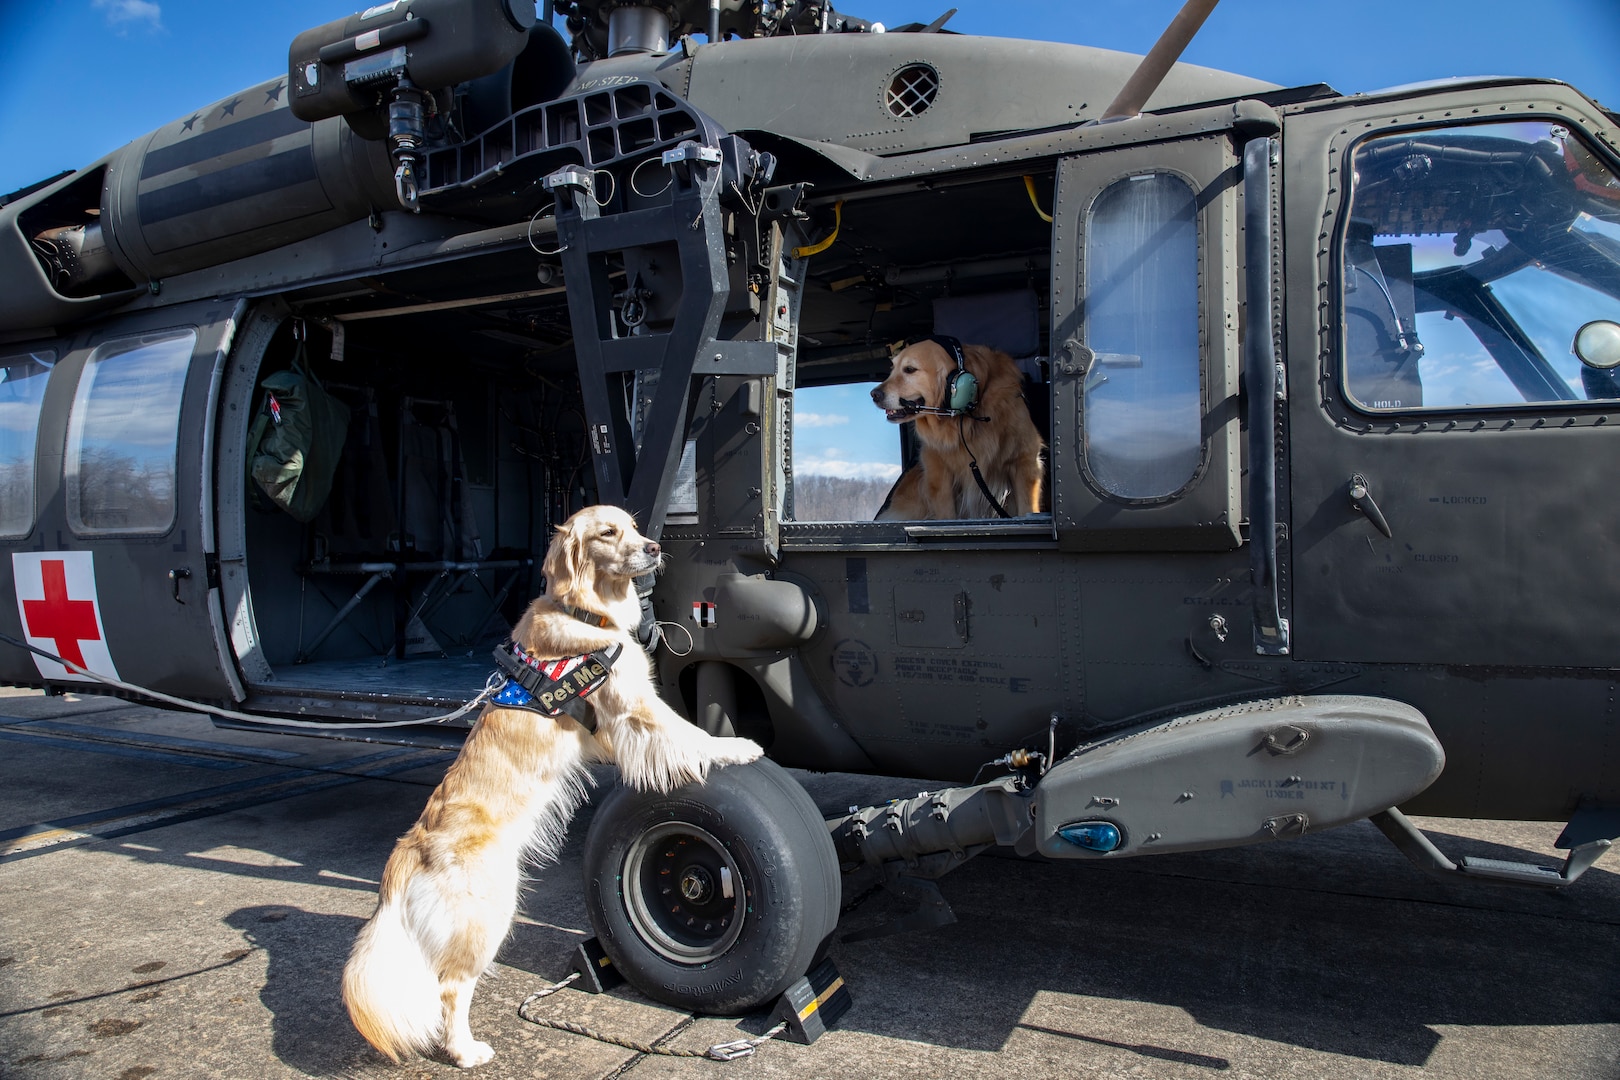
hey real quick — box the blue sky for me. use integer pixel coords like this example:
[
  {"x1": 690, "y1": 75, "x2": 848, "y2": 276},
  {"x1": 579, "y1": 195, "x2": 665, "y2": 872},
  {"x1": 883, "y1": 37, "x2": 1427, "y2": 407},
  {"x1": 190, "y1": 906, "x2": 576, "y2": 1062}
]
[{"x1": 3, "y1": 1, "x2": 1617, "y2": 483}]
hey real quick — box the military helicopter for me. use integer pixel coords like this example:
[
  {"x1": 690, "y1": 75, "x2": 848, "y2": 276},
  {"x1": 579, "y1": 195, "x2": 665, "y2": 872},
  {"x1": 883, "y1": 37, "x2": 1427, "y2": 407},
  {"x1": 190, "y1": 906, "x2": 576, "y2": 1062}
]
[{"x1": 3, "y1": 0, "x2": 1619, "y2": 1018}]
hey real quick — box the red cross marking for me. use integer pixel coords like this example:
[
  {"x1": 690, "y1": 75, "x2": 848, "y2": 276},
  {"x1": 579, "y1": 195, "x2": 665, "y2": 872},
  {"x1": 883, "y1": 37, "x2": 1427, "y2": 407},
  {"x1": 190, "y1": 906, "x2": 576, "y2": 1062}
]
[{"x1": 22, "y1": 559, "x2": 101, "y2": 670}]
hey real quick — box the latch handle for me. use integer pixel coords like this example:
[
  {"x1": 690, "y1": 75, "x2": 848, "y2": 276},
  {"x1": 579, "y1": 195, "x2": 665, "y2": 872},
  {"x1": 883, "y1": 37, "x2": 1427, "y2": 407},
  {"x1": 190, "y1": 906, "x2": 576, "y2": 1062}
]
[{"x1": 1348, "y1": 474, "x2": 1394, "y2": 538}]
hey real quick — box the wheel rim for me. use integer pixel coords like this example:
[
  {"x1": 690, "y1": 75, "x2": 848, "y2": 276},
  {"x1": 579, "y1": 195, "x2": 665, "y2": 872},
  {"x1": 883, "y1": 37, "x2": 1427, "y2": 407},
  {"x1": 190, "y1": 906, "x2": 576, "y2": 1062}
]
[{"x1": 622, "y1": 822, "x2": 745, "y2": 964}]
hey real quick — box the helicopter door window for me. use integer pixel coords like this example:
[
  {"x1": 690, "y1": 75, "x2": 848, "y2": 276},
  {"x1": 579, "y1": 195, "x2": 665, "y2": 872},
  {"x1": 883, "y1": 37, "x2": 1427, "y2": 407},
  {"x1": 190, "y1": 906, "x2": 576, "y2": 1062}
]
[
  {"x1": 1340, "y1": 121, "x2": 1620, "y2": 411},
  {"x1": 0, "y1": 350, "x2": 55, "y2": 538},
  {"x1": 1082, "y1": 172, "x2": 1201, "y2": 499},
  {"x1": 65, "y1": 328, "x2": 195, "y2": 536}
]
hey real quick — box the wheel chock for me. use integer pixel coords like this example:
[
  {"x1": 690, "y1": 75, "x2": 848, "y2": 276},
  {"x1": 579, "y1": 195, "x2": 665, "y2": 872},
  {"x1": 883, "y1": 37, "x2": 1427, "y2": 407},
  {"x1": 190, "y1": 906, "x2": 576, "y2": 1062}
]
[
  {"x1": 571, "y1": 937, "x2": 625, "y2": 994},
  {"x1": 571, "y1": 940, "x2": 850, "y2": 1045},
  {"x1": 768, "y1": 958, "x2": 851, "y2": 1044}
]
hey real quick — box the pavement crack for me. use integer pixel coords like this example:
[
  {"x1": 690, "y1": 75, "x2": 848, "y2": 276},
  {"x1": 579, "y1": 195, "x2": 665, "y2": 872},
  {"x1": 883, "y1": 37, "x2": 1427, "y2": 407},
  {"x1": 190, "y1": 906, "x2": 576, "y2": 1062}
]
[
  {"x1": 0, "y1": 946, "x2": 262, "y2": 1018},
  {"x1": 0, "y1": 749, "x2": 450, "y2": 862},
  {"x1": 594, "y1": 1014, "x2": 700, "y2": 1079}
]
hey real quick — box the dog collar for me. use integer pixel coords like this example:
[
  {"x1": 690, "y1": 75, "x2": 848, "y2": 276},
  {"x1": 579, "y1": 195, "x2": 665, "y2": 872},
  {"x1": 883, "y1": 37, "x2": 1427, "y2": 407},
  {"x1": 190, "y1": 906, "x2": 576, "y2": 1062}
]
[{"x1": 561, "y1": 604, "x2": 612, "y2": 629}]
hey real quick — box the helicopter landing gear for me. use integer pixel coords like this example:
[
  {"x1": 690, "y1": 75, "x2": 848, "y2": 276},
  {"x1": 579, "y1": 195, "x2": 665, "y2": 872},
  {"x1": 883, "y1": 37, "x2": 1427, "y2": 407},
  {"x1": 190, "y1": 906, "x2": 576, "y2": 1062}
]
[{"x1": 581, "y1": 757, "x2": 839, "y2": 1015}]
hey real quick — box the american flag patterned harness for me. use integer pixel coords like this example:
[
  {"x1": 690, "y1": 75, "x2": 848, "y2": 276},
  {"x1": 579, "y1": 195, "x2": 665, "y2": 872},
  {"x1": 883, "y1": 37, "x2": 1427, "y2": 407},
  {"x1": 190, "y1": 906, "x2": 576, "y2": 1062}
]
[{"x1": 490, "y1": 635, "x2": 623, "y2": 732}]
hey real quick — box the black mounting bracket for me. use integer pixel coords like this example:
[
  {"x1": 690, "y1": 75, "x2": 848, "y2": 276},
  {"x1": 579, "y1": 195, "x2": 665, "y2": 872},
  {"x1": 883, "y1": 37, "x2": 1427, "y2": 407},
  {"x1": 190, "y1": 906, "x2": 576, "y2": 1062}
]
[{"x1": 547, "y1": 128, "x2": 770, "y2": 539}]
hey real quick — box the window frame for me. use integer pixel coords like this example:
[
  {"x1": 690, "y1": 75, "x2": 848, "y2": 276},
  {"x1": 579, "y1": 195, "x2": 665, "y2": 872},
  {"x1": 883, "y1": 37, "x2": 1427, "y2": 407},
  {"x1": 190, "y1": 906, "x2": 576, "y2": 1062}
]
[
  {"x1": 0, "y1": 349, "x2": 57, "y2": 540},
  {"x1": 1333, "y1": 117, "x2": 1620, "y2": 417},
  {"x1": 1047, "y1": 131, "x2": 1243, "y2": 554}
]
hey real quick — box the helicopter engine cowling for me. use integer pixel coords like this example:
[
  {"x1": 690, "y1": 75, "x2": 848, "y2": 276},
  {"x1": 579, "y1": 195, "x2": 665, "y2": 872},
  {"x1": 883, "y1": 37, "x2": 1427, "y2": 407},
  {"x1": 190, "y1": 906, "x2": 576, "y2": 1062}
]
[
  {"x1": 101, "y1": 83, "x2": 402, "y2": 285},
  {"x1": 1, "y1": 78, "x2": 402, "y2": 316},
  {"x1": 0, "y1": 11, "x2": 575, "y2": 334}
]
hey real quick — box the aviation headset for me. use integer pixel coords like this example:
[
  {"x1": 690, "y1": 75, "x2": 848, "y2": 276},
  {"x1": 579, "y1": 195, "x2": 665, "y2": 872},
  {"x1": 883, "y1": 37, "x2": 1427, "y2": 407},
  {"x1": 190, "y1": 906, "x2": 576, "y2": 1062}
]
[{"x1": 929, "y1": 334, "x2": 979, "y2": 414}]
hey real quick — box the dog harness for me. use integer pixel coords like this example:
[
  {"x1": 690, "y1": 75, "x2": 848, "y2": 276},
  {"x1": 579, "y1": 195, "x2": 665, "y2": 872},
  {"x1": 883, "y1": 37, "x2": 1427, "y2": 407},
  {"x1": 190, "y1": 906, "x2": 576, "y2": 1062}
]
[{"x1": 490, "y1": 609, "x2": 623, "y2": 732}]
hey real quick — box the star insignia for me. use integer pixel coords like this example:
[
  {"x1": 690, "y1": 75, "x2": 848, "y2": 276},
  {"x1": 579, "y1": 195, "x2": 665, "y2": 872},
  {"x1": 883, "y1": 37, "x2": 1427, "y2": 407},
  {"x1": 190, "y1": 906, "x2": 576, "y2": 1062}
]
[
  {"x1": 181, "y1": 113, "x2": 200, "y2": 132},
  {"x1": 220, "y1": 96, "x2": 242, "y2": 117},
  {"x1": 264, "y1": 81, "x2": 285, "y2": 105}
]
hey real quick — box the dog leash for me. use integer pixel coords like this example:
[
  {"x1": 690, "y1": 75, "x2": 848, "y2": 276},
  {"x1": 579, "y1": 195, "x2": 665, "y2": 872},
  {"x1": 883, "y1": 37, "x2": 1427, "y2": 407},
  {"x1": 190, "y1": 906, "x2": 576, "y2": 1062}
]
[
  {"x1": 0, "y1": 630, "x2": 500, "y2": 730},
  {"x1": 517, "y1": 974, "x2": 788, "y2": 1060}
]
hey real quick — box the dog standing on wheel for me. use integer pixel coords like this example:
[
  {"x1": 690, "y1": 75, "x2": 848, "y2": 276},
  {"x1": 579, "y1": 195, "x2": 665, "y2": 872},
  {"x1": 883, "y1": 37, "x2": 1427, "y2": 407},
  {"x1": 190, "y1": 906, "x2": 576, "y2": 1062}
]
[
  {"x1": 342, "y1": 504, "x2": 762, "y2": 1068},
  {"x1": 871, "y1": 337, "x2": 1044, "y2": 520}
]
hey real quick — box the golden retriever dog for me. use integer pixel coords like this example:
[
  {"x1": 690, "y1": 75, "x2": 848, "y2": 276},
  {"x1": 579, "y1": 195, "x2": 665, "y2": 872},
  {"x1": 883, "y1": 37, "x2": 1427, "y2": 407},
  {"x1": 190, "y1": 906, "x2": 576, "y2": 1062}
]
[
  {"x1": 342, "y1": 505, "x2": 761, "y2": 1068},
  {"x1": 871, "y1": 338, "x2": 1044, "y2": 520}
]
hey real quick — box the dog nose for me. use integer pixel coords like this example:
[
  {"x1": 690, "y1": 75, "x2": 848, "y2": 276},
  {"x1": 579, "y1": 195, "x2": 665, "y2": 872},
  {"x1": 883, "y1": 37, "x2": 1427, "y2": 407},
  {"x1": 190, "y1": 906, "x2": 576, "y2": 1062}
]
[
  {"x1": 870, "y1": 386, "x2": 883, "y2": 404},
  {"x1": 644, "y1": 541, "x2": 660, "y2": 558}
]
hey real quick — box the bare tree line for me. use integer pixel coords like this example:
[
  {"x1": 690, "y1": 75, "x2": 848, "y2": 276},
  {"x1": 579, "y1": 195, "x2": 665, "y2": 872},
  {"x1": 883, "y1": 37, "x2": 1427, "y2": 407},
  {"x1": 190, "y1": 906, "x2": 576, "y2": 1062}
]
[{"x1": 791, "y1": 474, "x2": 895, "y2": 522}]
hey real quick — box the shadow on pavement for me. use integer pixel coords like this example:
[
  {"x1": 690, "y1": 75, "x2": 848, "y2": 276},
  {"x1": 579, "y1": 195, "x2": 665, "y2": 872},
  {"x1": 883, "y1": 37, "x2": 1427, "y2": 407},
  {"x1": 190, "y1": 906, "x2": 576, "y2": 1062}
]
[
  {"x1": 825, "y1": 821, "x2": 1620, "y2": 1066},
  {"x1": 224, "y1": 905, "x2": 381, "y2": 1077}
]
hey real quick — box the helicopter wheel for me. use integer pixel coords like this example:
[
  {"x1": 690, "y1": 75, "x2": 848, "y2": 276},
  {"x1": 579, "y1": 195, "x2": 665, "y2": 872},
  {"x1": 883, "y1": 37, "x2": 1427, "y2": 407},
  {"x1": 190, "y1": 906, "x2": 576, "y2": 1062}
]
[{"x1": 581, "y1": 756, "x2": 840, "y2": 1015}]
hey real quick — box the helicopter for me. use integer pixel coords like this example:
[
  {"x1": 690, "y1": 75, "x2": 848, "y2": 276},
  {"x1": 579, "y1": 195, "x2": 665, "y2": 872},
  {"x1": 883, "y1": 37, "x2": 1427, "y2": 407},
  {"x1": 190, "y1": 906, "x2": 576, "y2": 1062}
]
[{"x1": 2, "y1": 0, "x2": 1619, "y2": 1018}]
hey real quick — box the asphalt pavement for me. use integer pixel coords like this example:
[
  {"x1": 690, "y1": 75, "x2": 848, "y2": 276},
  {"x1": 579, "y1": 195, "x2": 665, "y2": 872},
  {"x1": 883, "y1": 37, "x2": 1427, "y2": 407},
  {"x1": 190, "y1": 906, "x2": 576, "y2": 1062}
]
[{"x1": 0, "y1": 686, "x2": 1616, "y2": 1080}]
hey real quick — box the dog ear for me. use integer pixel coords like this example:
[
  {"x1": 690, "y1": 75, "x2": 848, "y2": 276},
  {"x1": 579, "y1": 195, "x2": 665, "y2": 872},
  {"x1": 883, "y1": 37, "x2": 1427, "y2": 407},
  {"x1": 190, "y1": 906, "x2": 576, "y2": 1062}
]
[
  {"x1": 928, "y1": 346, "x2": 953, "y2": 408},
  {"x1": 962, "y1": 343, "x2": 997, "y2": 383},
  {"x1": 569, "y1": 523, "x2": 597, "y2": 604},
  {"x1": 542, "y1": 521, "x2": 577, "y2": 601}
]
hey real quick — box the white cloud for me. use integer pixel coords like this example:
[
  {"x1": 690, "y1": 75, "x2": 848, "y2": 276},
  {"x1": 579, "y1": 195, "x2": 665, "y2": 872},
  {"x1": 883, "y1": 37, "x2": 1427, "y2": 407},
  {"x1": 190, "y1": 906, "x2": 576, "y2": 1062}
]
[
  {"x1": 93, "y1": 0, "x2": 164, "y2": 33},
  {"x1": 794, "y1": 411, "x2": 850, "y2": 429},
  {"x1": 795, "y1": 457, "x2": 901, "y2": 481}
]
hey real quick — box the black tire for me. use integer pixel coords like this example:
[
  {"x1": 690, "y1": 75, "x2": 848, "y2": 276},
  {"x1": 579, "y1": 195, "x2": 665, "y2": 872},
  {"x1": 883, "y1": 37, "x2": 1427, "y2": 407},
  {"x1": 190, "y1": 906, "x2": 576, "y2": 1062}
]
[{"x1": 581, "y1": 757, "x2": 840, "y2": 1015}]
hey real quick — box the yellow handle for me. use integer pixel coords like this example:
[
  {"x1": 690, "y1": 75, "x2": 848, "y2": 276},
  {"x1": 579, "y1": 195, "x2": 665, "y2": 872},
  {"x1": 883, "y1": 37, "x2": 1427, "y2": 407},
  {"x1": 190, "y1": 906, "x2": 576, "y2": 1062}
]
[
  {"x1": 1023, "y1": 175, "x2": 1053, "y2": 223},
  {"x1": 791, "y1": 200, "x2": 843, "y2": 258}
]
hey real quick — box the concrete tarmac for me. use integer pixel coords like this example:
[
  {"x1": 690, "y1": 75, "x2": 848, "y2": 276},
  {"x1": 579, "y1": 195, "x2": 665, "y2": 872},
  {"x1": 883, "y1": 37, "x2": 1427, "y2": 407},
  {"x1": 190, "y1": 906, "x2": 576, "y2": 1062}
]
[{"x1": 0, "y1": 687, "x2": 1616, "y2": 1080}]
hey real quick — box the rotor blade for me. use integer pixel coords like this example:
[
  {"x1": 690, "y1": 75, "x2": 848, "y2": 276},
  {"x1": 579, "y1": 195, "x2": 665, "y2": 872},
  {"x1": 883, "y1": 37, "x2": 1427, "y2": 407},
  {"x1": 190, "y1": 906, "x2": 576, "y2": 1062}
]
[{"x1": 1101, "y1": 0, "x2": 1220, "y2": 121}]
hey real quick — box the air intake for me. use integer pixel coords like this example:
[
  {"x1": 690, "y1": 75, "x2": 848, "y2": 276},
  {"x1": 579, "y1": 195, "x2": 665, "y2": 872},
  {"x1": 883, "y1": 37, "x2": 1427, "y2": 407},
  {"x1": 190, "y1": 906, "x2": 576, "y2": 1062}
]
[{"x1": 884, "y1": 64, "x2": 939, "y2": 118}]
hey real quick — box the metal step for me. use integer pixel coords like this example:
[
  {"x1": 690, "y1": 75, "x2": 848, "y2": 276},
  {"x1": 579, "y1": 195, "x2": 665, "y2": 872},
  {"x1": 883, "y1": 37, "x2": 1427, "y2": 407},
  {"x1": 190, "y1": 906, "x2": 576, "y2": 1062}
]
[{"x1": 1372, "y1": 807, "x2": 1613, "y2": 889}]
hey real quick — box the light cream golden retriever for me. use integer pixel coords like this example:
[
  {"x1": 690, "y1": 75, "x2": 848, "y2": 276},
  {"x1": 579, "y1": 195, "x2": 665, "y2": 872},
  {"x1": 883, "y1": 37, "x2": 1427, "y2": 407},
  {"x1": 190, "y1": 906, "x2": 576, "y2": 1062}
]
[
  {"x1": 871, "y1": 339, "x2": 1044, "y2": 520},
  {"x1": 342, "y1": 505, "x2": 761, "y2": 1068}
]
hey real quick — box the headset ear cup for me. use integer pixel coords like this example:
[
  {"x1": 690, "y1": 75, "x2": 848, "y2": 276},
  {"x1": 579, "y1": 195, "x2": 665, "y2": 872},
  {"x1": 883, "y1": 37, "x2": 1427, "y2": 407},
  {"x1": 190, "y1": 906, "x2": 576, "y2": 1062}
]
[{"x1": 948, "y1": 369, "x2": 978, "y2": 412}]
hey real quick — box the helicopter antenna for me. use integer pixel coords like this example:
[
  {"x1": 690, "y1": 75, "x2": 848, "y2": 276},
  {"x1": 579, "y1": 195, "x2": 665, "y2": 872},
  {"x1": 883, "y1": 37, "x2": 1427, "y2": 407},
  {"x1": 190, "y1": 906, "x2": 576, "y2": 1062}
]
[{"x1": 1100, "y1": 0, "x2": 1220, "y2": 121}]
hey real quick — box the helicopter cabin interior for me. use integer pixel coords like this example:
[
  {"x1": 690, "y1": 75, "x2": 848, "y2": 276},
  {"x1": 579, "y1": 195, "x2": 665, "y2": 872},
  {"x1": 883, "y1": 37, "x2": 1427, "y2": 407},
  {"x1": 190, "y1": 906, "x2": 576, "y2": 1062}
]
[{"x1": 227, "y1": 168, "x2": 1060, "y2": 705}]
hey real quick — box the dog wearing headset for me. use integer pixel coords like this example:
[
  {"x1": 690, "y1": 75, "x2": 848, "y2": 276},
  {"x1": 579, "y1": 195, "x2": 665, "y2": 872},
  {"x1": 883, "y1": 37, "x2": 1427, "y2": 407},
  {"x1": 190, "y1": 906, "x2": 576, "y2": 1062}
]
[{"x1": 871, "y1": 336, "x2": 1044, "y2": 520}]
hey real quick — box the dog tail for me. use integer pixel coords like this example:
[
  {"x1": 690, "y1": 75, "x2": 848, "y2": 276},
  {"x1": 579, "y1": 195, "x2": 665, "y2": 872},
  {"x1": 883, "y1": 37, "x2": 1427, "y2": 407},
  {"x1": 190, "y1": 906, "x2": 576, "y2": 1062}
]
[{"x1": 342, "y1": 896, "x2": 442, "y2": 1062}]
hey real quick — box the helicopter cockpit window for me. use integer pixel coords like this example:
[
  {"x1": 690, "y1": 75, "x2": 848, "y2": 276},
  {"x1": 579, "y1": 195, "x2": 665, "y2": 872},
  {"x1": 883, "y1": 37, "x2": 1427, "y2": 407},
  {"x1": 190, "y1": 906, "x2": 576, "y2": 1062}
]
[
  {"x1": 0, "y1": 350, "x2": 54, "y2": 538},
  {"x1": 66, "y1": 329, "x2": 195, "y2": 536},
  {"x1": 1083, "y1": 172, "x2": 1201, "y2": 499},
  {"x1": 1341, "y1": 121, "x2": 1620, "y2": 411}
]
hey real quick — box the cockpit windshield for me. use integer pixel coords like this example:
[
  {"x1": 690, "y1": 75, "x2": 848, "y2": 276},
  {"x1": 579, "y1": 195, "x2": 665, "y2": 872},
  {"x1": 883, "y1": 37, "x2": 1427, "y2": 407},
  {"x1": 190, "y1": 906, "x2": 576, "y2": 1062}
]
[{"x1": 1341, "y1": 121, "x2": 1620, "y2": 410}]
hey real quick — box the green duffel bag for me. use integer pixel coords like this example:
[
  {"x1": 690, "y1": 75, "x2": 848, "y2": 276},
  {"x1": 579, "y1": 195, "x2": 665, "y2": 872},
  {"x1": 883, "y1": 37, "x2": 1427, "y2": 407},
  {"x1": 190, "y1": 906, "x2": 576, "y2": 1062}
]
[{"x1": 247, "y1": 345, "x2": 351, "y2": 523}]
